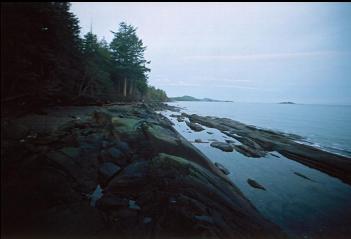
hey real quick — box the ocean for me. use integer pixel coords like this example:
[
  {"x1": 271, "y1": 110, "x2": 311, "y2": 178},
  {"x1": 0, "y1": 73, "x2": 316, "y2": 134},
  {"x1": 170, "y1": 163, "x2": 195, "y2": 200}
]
[
  {"x1": 168, "y1": 101, "x2": 351, "y2": 157},
  {"x1": 161, "y1": 101, "x2": 351, "y2": 238}
]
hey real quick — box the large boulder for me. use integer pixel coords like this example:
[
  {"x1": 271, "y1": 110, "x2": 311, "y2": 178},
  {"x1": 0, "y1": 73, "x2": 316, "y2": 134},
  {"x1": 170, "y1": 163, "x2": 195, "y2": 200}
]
[{"x1": 103, "y1": 153, "x2": 285, "y2": 239}]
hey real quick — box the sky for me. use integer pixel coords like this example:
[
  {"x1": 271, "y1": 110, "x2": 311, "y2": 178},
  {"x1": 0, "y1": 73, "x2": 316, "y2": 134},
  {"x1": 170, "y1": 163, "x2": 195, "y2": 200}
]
[{"x1": 71, "y1": 2, "x2": 351, "y2": 104}]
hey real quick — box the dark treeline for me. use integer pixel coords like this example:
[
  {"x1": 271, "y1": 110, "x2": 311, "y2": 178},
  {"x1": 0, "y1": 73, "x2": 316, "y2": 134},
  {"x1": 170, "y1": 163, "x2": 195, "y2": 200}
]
[{"x1": 1, "y1": 2, "x2": 168, "y2": 111}]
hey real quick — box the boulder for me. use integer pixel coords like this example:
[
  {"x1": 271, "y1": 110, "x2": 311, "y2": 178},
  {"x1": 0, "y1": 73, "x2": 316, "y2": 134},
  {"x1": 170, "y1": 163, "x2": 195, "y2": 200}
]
[
  {"x1": 98, "y1": 162, "x2": 121, "y2": 185},
  {"x1": 210, "y1": 142, "x2": 233, "y2": 152},
  {"x1": 103, "y1": 153, "x2": 283, "y2": 238},
  {"x1": 100, "y1": 147, "x2": 128, "y2": 166},
  {"x1": 116, "y1": 141, "x2": 130, "y2": 153},
  {"x1": 185, "y1": 121, "x2": 204, "y2": 132},
  {"x1": 92, "y1": 111, "x2": 112, "y2": 126},
  {"x1": 233, "y1": 145, "x2": 265, "y2": 158}
]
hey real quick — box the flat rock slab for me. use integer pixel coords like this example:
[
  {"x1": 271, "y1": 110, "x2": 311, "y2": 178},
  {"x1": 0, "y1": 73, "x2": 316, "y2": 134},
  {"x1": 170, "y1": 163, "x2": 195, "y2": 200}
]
[{"x1": 210, "y1": 142, "x2": 233, "y2": 152}]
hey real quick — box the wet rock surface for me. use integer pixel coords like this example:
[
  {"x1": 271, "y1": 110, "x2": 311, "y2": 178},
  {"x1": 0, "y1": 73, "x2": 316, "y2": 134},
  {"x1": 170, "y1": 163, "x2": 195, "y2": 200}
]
[
  {"x1": 182, "y1": 113, "x2": 351, "y2": 185},
  {"x1": 247, "y1": 179, "x2": 266, "y2": 191},
  {"x1": 2, "y1": 103, "x2": 286, "y2": 239},
  {"x1": 214, "y1": 162, "x2": 230, "y2": 175},
  {"x1": 185, "y1": 120, "x2": 205, "y2": 132},
  {"x1": 210, "y1": 142, "x2": 234, "y2": 152}
]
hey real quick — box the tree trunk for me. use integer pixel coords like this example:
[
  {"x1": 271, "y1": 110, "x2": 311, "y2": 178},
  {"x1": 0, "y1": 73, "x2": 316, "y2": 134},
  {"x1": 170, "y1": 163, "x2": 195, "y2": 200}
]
[
  {"x1": 123, "y1": 77, "x2": 127, "y2": 97},
  {"x1": 129, "y1": 80, "x2": 133, "y2": 96}
]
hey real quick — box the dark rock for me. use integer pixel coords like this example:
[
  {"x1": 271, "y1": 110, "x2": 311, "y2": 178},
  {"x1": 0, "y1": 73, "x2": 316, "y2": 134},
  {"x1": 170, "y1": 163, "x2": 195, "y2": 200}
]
[
  {"x1": 185, "y1": 121, "x2": 204, "y2": 132},
  {"x1": 187, "y1": 113, "x2": 351, "y2": 185},
  {"x1": 195, "y1": 139, "x2": 202, "y2": 143},
  {"x1": 61, "y1": 133, "x2": 79, "y2": 146},
  {"x1": 108, "y1": 147, "x2": 123, "y2": 159},
  {"x1": 102, "y1": 140, "x2": 113, "y2": 149},
  {"x1": 214, "y1": 162, "x2": 230, "y2": 175},
  {"x1": 92, "y1": 111, "x2": 112, "y2": 126},
  {"x1": 2, "y1": 104, "x2": 287, "y2": 239},
  {"x1": 104, "y1": 153, "x2": 284, "y2": 238},
  {"x1": 294, "y1": 172, "x2": 313, "y2": 181},
  {"x1": 128, "y1": 200, "x2": 141, "y2": 210},
  {"x1": 247, "y1": 179, "x2": 266, "y2": 191},
  {"x1": 96, "y1": 194, "x2": 129, "y2": 210},
  {"x1": 143, "y1": 217, "x2": 152, "y2": 224},
  {"x1": 34, "y1": 202, "x2": 105, "y2": 236},
  {"x1": 207, "y1": 131, "x2": 214, "y2": 134},
  {"x1": 208, "y1": 139, "x2": 218, "y2": 142},
  {"x1": 99, "y1": 147, "x2": 128, "y2": 166},
  {"x1": 34, "y1": 109, "x2": 48, "y2": 115},
  {"x1": 210, "y1": 142, "x2": 233, "y2": 152},
  {"x1": 46, "y1": 151, "x2": 79, "y2": 178},
  {"x1": 60, "y1": 147, "x2": 80, "y2": 159},
  {"x1": 57, "y1": 120, "x2": 78, "y2": 132},
  {"x1": 2, "y1": 121, "x2": 29, "y2": 140},
  {"x1": 225, "y1": 139, "x2": 235, "y2": 144},
  {"x1": 115, "y1": 208, "x2": 138, "y2": 218},
  {"x1": 233, "y1": 145, "x2": 266, "y2": 158},
  {"x1": 98, "y1": 162, "x2": 121, "y2": 185},
  {"x1": 193, "y1": 215, "x2": 215, "y2": 224},
  {"x1": 115, "y1": 141, "x2": 129, "y2": 153}
]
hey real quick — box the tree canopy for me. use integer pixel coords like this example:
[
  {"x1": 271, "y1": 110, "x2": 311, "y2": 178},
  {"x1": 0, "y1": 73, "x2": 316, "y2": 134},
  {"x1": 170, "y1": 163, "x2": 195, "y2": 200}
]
[
  {"x1": 1, "y1": 3, "x2": 167, "y2": 110},
  {"x1": 110, "y1": 22, "x2": 150, "y2": 99}
]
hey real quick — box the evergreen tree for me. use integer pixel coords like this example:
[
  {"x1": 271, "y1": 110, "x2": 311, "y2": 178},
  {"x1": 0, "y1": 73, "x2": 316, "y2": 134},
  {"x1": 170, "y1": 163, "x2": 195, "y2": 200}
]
[
  {"x1": 110, "y1": 22, "x2": 150, "y2": 100},
  {"x1": 1, "y1": 2, "x2": 82, "y2": 105},
  {"x1": 1, "y1": 3, "x2": 166, "y2": 108},
  {"x1": 80, "y1": 32, "x2": 115, "y2": 101}
]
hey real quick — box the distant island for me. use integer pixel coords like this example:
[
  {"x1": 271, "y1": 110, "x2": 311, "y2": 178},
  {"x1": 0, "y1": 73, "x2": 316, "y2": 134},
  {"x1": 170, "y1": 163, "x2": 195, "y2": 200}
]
[
  {"x1": 170, "y1": 95, "x2": 233, "y2": 102},
  {"x1": 278, "y1": 102, "x2": 296, "y2": 104}
]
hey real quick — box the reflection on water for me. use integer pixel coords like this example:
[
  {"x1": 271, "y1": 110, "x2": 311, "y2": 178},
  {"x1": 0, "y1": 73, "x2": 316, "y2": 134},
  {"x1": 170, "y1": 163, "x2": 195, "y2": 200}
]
[
  {"x1": 167, "y1": 102, "x2": 351, "y2": 157},
  {"x1": 162, "y1": 110, "x2": 351, "y2": 238}
]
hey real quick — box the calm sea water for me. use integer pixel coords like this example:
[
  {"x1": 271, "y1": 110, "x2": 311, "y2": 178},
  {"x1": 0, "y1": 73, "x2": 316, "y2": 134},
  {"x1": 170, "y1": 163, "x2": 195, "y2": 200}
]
[
  {"x1": 168, "y1": 101, "x2": 351, "y2": 157},
  {"x1": 161, "y1": 101, "x2": 351, "y2": 238}
]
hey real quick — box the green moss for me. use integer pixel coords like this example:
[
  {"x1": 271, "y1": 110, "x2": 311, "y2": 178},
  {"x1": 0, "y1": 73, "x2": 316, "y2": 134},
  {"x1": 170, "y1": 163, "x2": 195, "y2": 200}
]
[
  {"x1": 112, "y1": 117, "x2": 140, "y2": 132},
  {"x1": 149, "y1": 153, "x2": 210, "y2": 182},
  {"x1": 146, "y1": 124, "x2": 178, "y2": 146}
]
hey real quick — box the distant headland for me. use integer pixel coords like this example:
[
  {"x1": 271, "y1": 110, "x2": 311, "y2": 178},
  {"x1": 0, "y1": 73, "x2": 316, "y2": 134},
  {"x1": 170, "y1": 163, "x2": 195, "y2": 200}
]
[
  {"x1": 278, "y1": 102, "x2": 296, "y2": 104},
  {"x1": 170, "y1": 95, "x2": 233, "y2": 102}
]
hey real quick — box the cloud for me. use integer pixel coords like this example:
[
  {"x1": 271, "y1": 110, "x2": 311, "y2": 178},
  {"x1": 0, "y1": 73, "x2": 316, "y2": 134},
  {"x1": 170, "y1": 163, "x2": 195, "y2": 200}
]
[{"x1": 183, "y1": 51, "x2": 350, "y2": 62}]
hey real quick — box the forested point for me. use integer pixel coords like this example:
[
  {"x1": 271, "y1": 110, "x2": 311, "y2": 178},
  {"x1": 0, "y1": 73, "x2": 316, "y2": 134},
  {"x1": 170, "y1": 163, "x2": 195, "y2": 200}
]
[{"x1": 1, "y1": 2, "x2": 168, "y2": 114}]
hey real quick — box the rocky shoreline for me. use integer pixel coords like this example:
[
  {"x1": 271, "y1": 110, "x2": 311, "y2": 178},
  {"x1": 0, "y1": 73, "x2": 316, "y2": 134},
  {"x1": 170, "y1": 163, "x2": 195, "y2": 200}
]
[
  {"x1": 178, "y1": 113, "x2": 351, "y2": 185},
  {"x1": 1, "y1": 103, "x2": 286, "y2": 239}
]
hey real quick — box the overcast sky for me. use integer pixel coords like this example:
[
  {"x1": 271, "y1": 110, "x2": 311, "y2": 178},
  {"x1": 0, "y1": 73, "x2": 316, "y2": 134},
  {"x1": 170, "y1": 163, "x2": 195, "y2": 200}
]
[{"x1": 71, "y1": 2, "x2": 351, "y2": 104}]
